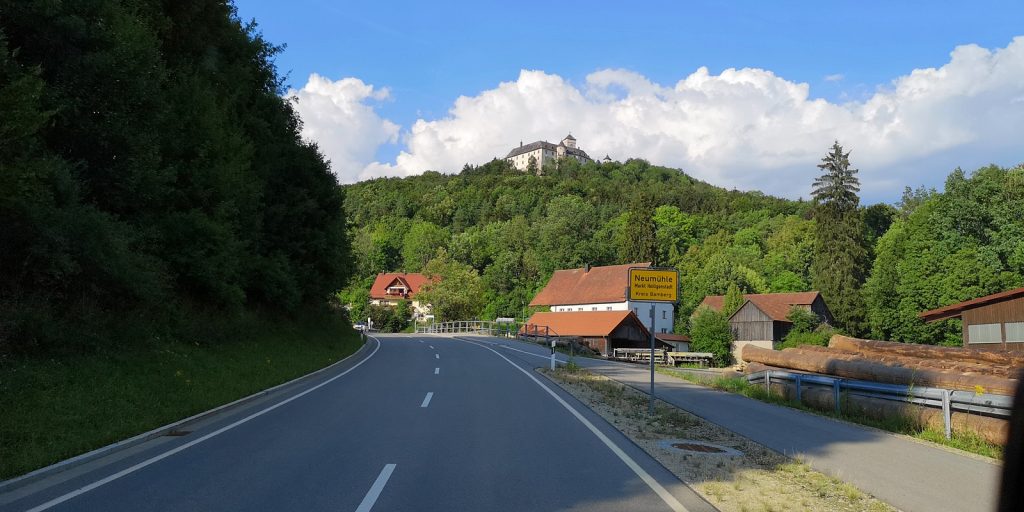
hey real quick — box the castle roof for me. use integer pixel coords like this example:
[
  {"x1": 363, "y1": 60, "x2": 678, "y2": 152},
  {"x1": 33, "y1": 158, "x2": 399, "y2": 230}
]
[{"x1": 505, "y1": 140, "x2": 592, "y2": 160}]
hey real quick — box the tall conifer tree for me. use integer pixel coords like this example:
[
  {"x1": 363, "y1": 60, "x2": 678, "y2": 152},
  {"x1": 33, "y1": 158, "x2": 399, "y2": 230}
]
[
  {"x1": 620, "y1": 195, "x2": 657, "y2": 265},
  {"x1": 810, "y1": 142, "x2": 868, "y2": 334}
]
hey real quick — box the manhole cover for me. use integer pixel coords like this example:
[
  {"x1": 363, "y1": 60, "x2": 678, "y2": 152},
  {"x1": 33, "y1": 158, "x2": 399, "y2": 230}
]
[
  {"x1": 165, "y1": 430, "x2": 192, "y2": 437},
  {"x1": 657, "y1": 439, "x2": 742, "y2": 456},
  {"x1": 672, "y1": 442, "x2": 725, "y2": 453}
]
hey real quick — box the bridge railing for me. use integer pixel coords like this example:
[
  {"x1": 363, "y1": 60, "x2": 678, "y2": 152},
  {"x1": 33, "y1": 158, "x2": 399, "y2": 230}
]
[{"x1": 415, "y1": 320, "x2": 519, "y2": 337}]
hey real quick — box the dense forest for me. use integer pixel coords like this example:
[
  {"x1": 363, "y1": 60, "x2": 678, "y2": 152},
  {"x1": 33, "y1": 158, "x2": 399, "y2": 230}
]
[
  {"x1": 342, "y1": 155, "x2": 1024, "y2": 348},
  {"x1": 0, "y1": 1, "x2": 350, "y2": 355}
]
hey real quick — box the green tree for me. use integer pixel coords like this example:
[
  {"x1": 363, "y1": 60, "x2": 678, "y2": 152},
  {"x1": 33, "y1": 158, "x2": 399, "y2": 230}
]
[
  {"x1": 620, "y1": 196, "x2": 657, "y2": 264},
  {"x1": 722, "y1": 283, "x2": 745, "y2": 316},
  {"x1": 536, "y1": 195, "x2": 597, "y2": 272},
  {"x1": 810, "y1": 142, "x2": 868, "y2": 334},
  {"x1": 864, "y1": 165, "x2": 1024, "y2": 345},
  {"x1": 402, "y1": 221, "x2": 448, "y2": 272},
  {"x1": 786, "y1": 306, "x2": 821, "y2": 334},
  {"x1": 418, "y1": 249, "x2": 486, "y2": 321},
  {"x1": 653, "y1": 205, "x2": 696, "y2": 265},
  {"x1": 395, "y1": 300, "x2": 412, "y2": 326},
  {"x1": 689, "y1": 307, "x2": 733, "y2": 367}
]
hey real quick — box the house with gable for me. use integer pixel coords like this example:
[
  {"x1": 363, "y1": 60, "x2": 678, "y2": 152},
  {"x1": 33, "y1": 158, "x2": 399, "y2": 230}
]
[
  {"x1": 697, "y1": 291, "x2": 833, "y2": 361},
  {"x1": 369, "y1": 272, "x2": 434, "y2": 320},
  {"x1": 524, "y1": 262, "x2": 682, "y2": 355}
]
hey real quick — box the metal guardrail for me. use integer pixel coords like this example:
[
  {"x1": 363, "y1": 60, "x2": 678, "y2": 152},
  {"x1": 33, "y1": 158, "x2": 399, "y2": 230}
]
[{"x1": 747, "y1": 369, "x2": 1013, "y2": 439}]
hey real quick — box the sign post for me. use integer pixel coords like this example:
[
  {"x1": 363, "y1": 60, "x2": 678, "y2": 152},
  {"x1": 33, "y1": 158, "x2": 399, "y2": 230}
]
[{"x1": 628, "y1": 267, "x2": 679, "y2": 415}]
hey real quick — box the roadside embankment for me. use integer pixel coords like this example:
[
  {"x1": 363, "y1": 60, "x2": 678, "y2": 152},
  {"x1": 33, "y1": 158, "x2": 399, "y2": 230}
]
[{"x1": 0, "y1": 311, "x2": 362, "y2": 479}]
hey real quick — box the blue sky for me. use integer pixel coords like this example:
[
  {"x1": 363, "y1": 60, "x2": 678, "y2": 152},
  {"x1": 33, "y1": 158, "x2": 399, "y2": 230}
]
[{"x1": 235, "y1": 1, "x2": 1024, "y2": 202}]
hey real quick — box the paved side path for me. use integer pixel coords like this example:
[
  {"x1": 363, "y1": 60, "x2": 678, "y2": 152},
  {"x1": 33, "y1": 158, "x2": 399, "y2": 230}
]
[{"x1": 469, "y1": 335, "x2": 1003, "y2": 512}]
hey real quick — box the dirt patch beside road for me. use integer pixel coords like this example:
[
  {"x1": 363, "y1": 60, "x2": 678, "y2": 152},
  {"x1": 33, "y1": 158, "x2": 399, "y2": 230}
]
[{"x1": 542, "y1": 366, "x2": 895, "y2": 512}]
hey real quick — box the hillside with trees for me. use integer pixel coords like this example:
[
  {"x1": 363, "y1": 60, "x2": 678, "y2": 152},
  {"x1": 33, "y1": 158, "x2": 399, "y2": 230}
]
[
  {"x1": 342, "y1": 152, "x2": 1023, "y2": 348},
  {"x1": 341, "y1": 157, "x2": 807, "y2": 328}
]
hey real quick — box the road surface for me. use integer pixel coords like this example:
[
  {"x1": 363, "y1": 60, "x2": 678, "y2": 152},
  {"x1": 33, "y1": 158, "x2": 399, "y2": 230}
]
[
  {"x1": 469, "y1": 334, "x2": 1003, "y2": 512},
  {"x1": 0, "y1": 334, "x2": 713, "y2": 512}
]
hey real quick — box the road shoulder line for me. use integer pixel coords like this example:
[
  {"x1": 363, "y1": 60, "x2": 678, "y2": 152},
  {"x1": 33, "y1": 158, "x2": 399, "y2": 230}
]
[
  {"x1": 1, "y1": 335, "x2": 379, "y2": 493},
  {"x1": 451, "y1": 337, "x2": 688, "y2": 512},
  {"x1": 17, "y1": 337, "x2": 383, "y2": 512}
]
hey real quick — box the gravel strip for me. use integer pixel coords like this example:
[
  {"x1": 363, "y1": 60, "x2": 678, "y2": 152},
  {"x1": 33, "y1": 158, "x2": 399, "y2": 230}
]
[{"x1": 543, "y1": 366, "x2": 897, "y2": 512}]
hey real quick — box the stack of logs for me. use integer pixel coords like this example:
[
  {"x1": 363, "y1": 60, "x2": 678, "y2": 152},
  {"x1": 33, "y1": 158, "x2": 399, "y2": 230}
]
[{"x1": 741, "y1": 335, "x2": 1022, "y2": 445}]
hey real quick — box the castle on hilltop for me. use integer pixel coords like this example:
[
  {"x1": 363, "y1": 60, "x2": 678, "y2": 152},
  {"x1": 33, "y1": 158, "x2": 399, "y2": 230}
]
[{"x1": 505, "y1": 134, "x2": 605, "y2": 172}]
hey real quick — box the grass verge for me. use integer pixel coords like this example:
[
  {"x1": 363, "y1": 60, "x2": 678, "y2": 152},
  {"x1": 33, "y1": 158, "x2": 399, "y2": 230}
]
[
  {"x1": 0, "y1": 310, "x2": 362, "y2": 479},
  {"x1": 544, "y1": 366, "x2": 894, "y2": 512},
  {"x1": 657, "y1": 368, "x2": 1004, "y2": 460}
]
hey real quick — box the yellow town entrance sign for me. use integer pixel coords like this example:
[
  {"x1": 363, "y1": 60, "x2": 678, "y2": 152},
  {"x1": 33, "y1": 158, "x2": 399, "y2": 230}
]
[{"x1": 628, "y1": 268, "x2": 678, "y2": 302}]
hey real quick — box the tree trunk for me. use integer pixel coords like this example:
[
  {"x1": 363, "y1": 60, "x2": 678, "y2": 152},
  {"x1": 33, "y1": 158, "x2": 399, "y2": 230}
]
[
  {"x1": 830, "y1": 335, "x2": 1024, "y2": 370},
  {"x1": 741, "y1": 345, "x2": 1018, "y2": 395},
  {"x1": 795, "y1": 345, "x2": 1016, "y2": 378}
]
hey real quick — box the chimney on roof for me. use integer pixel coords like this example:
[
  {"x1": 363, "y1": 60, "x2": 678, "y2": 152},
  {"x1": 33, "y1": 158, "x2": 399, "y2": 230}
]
[
  {"x1": 520, "y1": 141, "x2": 523, "y2": 147},
  {"x1": 584, "y1": 263, "x2": 591, "y2": 273}
]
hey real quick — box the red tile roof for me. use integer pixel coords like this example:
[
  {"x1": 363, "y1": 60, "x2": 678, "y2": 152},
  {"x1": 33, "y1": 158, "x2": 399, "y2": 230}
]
[
  {"x1": 699, "y1": 291, "x2": 821, "y2": 322},
  {"x1": 520, "y1": 310, "x2": 650, "y2": 338},
  {"x1": 369, "y1": 272, "x2": 432, "y2": 300},
  {"x1": 919, "y1": 287, "x2": 1024, "y2": 322},
  {"x1": 529, "y1": 262, "x2": 651, "y2": 306}
]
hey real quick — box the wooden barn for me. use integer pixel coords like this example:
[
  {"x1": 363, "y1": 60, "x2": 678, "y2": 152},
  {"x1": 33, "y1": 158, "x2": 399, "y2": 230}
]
[
  {"x1": 698, "y1": 291, "x2": 833, "y2": 361},
  {"x1": 919, "y1": 287, "x2": 1024, "y2": 351}
]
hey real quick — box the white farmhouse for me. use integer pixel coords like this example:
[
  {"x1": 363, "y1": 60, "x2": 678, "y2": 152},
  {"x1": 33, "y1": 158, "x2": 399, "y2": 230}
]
[{"x1": 529, "y1": 262, "x2": 675, "y2": 335}]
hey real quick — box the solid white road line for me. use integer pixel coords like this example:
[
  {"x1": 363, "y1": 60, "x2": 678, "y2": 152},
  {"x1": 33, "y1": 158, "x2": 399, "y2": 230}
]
[
  {"x1": 434, "y1": 367, "x2": 440, "y2": 375},
  {"x1": 24, "y1": 337, "x2": 384, "y2": 512},
  {"x1": 420, "y1": 392, "x2": 434, "y2": 408},
  {"x1": 354, "y1": 463, "x2": 396, "y2": 512},
  {"x1": 435, "y1": 353, "x2": 439, "y2": 359},
  {"x1": 498, "y1": 342, "x2": 568, "y2": 363},
  {"x1": 454, "y1": 338, "x2": 689, "y2": 512},
  {"x1": 429, "y1": 345, "x2": 434, "y2": 349}
]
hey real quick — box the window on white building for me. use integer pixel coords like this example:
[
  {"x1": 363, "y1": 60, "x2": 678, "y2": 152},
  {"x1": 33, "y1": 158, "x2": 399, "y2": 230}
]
[
  {"x1": 592, "y1": 307, "x2": 597, "y2": 311},
  {"x1": 662, "y1": 311, "x2": 667, "y2": 319},
  {"x1": 607, "y1": 307, "x2": 612, "y2": 311}
]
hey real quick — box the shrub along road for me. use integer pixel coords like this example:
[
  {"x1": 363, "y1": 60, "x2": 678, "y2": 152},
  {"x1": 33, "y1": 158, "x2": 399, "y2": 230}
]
[
  {"x1": 0, "y1": 334, "x2": 713, "y2": 512},
  {"x1": 468, "y1": 335, "x2": 1002, "y2": 512}
]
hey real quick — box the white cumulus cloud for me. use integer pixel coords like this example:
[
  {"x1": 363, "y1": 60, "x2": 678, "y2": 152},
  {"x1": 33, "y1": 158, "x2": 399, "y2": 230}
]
[
  {"x1": 285, "y1": 74, "x2": 400, "y2": 183},
  {"x1": 294, "y1": 37, "x2": 1024, "y2": 200}
]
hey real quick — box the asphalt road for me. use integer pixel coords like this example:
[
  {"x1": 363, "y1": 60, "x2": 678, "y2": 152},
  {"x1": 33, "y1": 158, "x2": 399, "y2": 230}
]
[
  {"x1": 471, "y1": 335, "x2": 1004, "y2": 512},
  {"x1": 1, "y1": 335, "x2": 714, "y2": 512}
]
